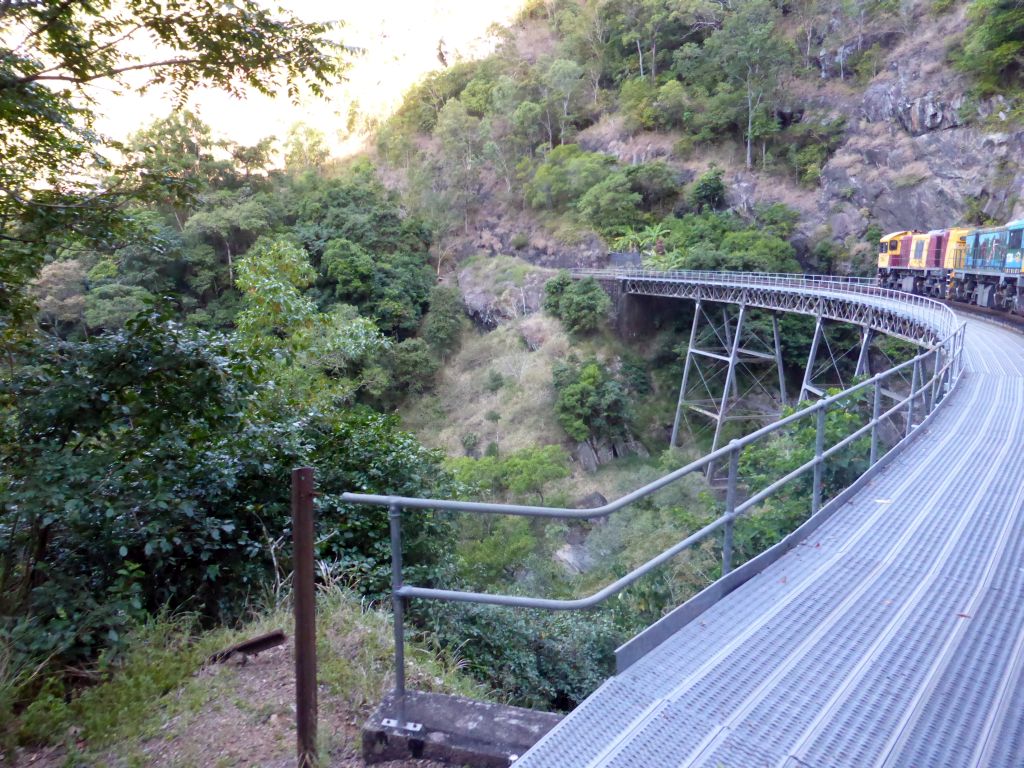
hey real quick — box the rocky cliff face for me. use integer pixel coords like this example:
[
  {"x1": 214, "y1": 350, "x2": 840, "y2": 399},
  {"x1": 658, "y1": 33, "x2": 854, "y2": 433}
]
[{"x1": 817, "y1": 7, "x2": 1024, "y2": 243}]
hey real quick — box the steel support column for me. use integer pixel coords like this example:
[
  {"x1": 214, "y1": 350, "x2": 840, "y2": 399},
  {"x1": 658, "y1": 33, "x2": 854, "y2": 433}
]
[
  {"x1": 671, "y1": 300, "x2": 702, "y2": 448},
  {"x1": 799, "y1": 309, "x2": 825, "y2": 403},
  {"x1": 710, "y1": 303, "x2": 748, "y2": 458},
  {"x1": 855, "y1": 325, "x2": 873, "y2": 377},
  {"x1": 773, "y1": 313, "x2": 787, "y2": 409}
]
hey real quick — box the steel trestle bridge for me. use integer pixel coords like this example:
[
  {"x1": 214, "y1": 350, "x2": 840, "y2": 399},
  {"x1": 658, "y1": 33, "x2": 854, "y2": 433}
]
[{"x1": 344, "y1": 271, "x2": 1024, "y2": 767}]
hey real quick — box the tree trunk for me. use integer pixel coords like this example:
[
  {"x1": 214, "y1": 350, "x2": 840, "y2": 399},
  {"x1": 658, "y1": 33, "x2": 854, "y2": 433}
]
[
  {"x1": 636, "y1": 39, "x2": 644, "y2": 78},
  {"x1": 651, "y1": 41, "x2": 657, "y2": 81},
  {"x1": 224, "y1": 237, "x2": 234, "y2": 285},
  {"x1": 746, "y1": 92, "x2": 754, "y2": 169}
]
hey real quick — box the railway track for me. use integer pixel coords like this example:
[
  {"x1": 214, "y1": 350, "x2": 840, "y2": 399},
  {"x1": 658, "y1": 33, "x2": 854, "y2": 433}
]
[{"x1": 941, "y1": 297, "x2": 1024, "y2": 332}]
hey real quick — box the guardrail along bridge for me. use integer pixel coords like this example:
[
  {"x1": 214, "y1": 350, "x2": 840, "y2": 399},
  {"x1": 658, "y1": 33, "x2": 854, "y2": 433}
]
[{"x1": 349, "y1": 271, "x2": 1024, "y2": 768}]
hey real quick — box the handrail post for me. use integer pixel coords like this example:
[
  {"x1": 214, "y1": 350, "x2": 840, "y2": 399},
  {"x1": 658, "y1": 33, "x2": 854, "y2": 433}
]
[
  {"x1": 292, "y1": 467, "x2": 318, "y2": 768},
  {"x1": 906, "y1": 358, "x2": 920, "y2": 437},
  {"x1": 389, "y1": 503, "x2": 407, "y2": 723},
  {"x1": 722, "y1": 443, "x2": 739, "y2": 575},
  {"x1": 812, "y1": 405, "x2": 826, "y2": 514},
  {"x1": 870, "y1": 379, "x2": 882, "y2": 466}
]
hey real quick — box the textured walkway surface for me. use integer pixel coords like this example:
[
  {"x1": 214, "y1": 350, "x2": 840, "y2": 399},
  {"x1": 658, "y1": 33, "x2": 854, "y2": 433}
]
[{"x1": 517, "y1": 315, "x2": 1024, "y2": 768}]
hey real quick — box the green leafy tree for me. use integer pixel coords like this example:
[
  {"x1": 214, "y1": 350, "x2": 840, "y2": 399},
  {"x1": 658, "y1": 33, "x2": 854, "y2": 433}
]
[
  {"x1": 388, "y1": 338, "x2": 440, "y2": 399},
  {"x1": 183, "y1": 189, "x2": 277, "y2": 285},
  {"x1": 284, "y1": 123, "x2": 331, "y2": 173},
  {"x1": 542, "y1": 58, "x2": 586, "y2": 143},
  {"x1": 432, "y1": 99, "x2": 485, "y2": 232},
  {"x1": 83, "y1": 284, "x2": 155, "y2": 331},
  {"x1": 577, "y1": 173, "x2": 644, "y2": 234},
  {"x1": 678, "y1": 0, "x2": 794, "y2": 168},
  {"x1": 0, "y1": 1, "x2": 343, "y2": 335},
  {"x1": 654, "y1": 79, "x2": 688, "y2": 128},
  {"x1": 623, "y1": 162, "x2": 680, "y2": 214},
  {"x1": 525, "y1": 144, "x2": 616, "y2": 210},
  {"x1": 503, "y1": 445, "x2": 571, "y2": 503},
  {"x1": 619, "y1": 76, "x2": 659, "y2": 130},
  {"x1": 736, "y1": 391, "x2": 870, "y2": 562},
  {"x1": 422, "y1": 286, "x2": 465, "y2": 357},
  {"x1": 553, "y1": 359, "x2": 632, "y2": 442},
  {"x1": 321, "y1": 238, "x2": 377, "y2": 303},
  {"x1": 0, "y1": 313, "x2": 458, "y2": 674},
  {"x1": 688, "y1": 167, "x2": 726, "y2": 211},
  {"x1": 956, "y1": 0, "x2": 1024, "y2": 92},
  {"x1": 234, "y1": 236, "x2": 316, "y2": 345},
  {"x1": 125, "y1": 111, "x2": 236, "y2": 224},
  {"x1": 544, "y1": 270, "x2": 574, "y2": 314},
  {"x1": 559, "y1": 278, "x2": 613, "y2": 334}
]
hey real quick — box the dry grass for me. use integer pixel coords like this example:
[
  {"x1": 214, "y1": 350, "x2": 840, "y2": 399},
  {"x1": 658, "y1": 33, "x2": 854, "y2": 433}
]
[
  {"x1": 892, "y1": 160, "x2": 932, "y2": 188},
  {"x1": 401, "y1": 314, "x2": 572, "y2": 455},
  {"x1": 13, "y1": 589, "x2": 480, "y2": 768}
]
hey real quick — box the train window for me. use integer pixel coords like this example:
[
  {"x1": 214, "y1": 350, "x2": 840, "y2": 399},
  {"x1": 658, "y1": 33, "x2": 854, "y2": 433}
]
[
  {"x1": 1010, "y1": 229, "x2": 1023, "y2": 249},
  {"x1": 889, "y1": 241, "x2": 898, "y2": 252},
  {"x1": 879, "y1": 241, "x2": 887, "y2": 254}
]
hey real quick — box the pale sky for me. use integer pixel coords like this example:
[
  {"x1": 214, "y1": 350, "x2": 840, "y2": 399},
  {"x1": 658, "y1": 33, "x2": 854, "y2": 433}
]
[{"x1": 96, "y1": 0, "x2": 524, "y2": 157}]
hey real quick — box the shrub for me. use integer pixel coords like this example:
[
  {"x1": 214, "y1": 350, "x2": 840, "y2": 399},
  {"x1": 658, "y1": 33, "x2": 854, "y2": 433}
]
[
  {"x1": 524, "y1": 144, "x2": 615, "y2": 211},
  {"x1": 485, "y1": 369, "x2": 505, "y2": 393},
  {"x1": 688, "y1": 167, "x2": 726, "y2": 211},
  {"x1": 421, "y1": 285, "x2": 464, "y2": 356},
  {"x1": 553, "y1": 359, "x2": 631, "y2": 442},
  {"x1": 389, "y1": 338, "x2": 440, "y2": 396},
  {"x1": 543, "y1": 270, "x2": 573, "y2": 315},
  {"x1": 461, "y1": 432, "x2": 480, "y2": 456},
  {"x1": 556, "y1": 278, "x2": 612, "y2": 334},
  {"x1": 576, "y1": 173, "x2": 643, "y2": 234}
]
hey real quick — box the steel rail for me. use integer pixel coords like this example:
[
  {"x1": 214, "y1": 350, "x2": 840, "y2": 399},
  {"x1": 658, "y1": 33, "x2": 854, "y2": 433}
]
[{"x1": 340, "y1": 271, "x2": 967, "y2": 722}]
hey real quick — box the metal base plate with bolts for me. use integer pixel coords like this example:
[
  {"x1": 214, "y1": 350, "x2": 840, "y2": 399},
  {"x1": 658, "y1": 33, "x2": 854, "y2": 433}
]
[{"x1": 381, "y1": 719, "x2": 422, "y2": 732}]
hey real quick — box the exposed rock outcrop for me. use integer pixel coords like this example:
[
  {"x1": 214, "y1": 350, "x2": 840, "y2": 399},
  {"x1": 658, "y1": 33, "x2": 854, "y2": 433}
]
[
  {"x1": 457, "y1": 256, "x2": 555, "y2": 329},
  {"x1": 813, "y1": 6, "x2": 1024, "y2": 242},
  {"x1": 573, "y1": 435, "x2": 651, "y2": 473}
]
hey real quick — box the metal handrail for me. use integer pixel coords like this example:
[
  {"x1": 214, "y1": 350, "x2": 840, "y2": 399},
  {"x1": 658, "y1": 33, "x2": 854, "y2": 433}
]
[
  {"x1": 341, "y1": 271, "x2": 967, "y2": 722},
  {"x1": 571, "y1": 268, "x2": 960, "y2": 342}
]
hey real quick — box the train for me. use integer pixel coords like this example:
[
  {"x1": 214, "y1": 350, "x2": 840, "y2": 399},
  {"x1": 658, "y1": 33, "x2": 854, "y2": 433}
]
[{"x1": 877, "y1": 219, "x2": 1024, "y2": 311}]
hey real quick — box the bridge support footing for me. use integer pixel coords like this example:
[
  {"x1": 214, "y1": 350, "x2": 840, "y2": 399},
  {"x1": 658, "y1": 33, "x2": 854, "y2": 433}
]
[{"x1": 362, "y1": 691, "x2": 562, "y2": 767}]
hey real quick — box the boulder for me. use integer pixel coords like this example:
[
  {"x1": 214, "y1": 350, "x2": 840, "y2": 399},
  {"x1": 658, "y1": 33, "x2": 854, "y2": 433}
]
[
  {"x1": 554, "y1": 543, "x2": 595, "y2": 574},
  {"x1": 595, "y1": 441, "x2": 615, "y2": 465},
  {"x1": 457, "y1": 257, "x2": 555, "y2": 329},
  {"x1": 519, "y1": 316, "x2": 549, "y2": 351},
  {"x1": 575, "y1": 441, "x2": 599, "y2": 474}
]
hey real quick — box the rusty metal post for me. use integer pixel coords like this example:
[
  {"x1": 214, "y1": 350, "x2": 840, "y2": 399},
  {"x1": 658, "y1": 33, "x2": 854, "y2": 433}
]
[
  {"x1": 389, "y1": 503, "x2": 407, "y2": 722},
  {"x1": 292, "y1": 467, "x2": 318, "y2": 768}
]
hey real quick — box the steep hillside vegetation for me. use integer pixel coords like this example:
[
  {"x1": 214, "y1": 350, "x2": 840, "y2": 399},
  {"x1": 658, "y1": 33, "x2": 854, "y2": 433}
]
[
  {"x1": 3, "y1": 0, "x2": 1020, "y2": 760},
  {"x1": 376, "y1": 0, "x2": 1023, "y2": 274}
]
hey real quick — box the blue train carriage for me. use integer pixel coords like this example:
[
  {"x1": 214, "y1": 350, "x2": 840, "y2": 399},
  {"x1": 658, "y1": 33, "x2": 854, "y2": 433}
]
[{"x1": 955, "y1": 220, "x2": 1024, "y2": 310}]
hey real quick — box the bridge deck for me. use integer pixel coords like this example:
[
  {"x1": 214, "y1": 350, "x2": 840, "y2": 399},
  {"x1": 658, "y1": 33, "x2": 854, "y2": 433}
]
[{"x1": 516, "y1": 315, "x2": 1024, "y2": 768}]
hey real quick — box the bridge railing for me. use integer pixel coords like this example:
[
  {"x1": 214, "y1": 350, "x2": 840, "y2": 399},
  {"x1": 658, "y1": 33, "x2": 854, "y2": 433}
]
[
  {"x1": 341, "y1": 273, "x2": 966, "y2": 724},
  {"x1": 572, "y1": 268, "x2": 961, "y2": 342}
]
